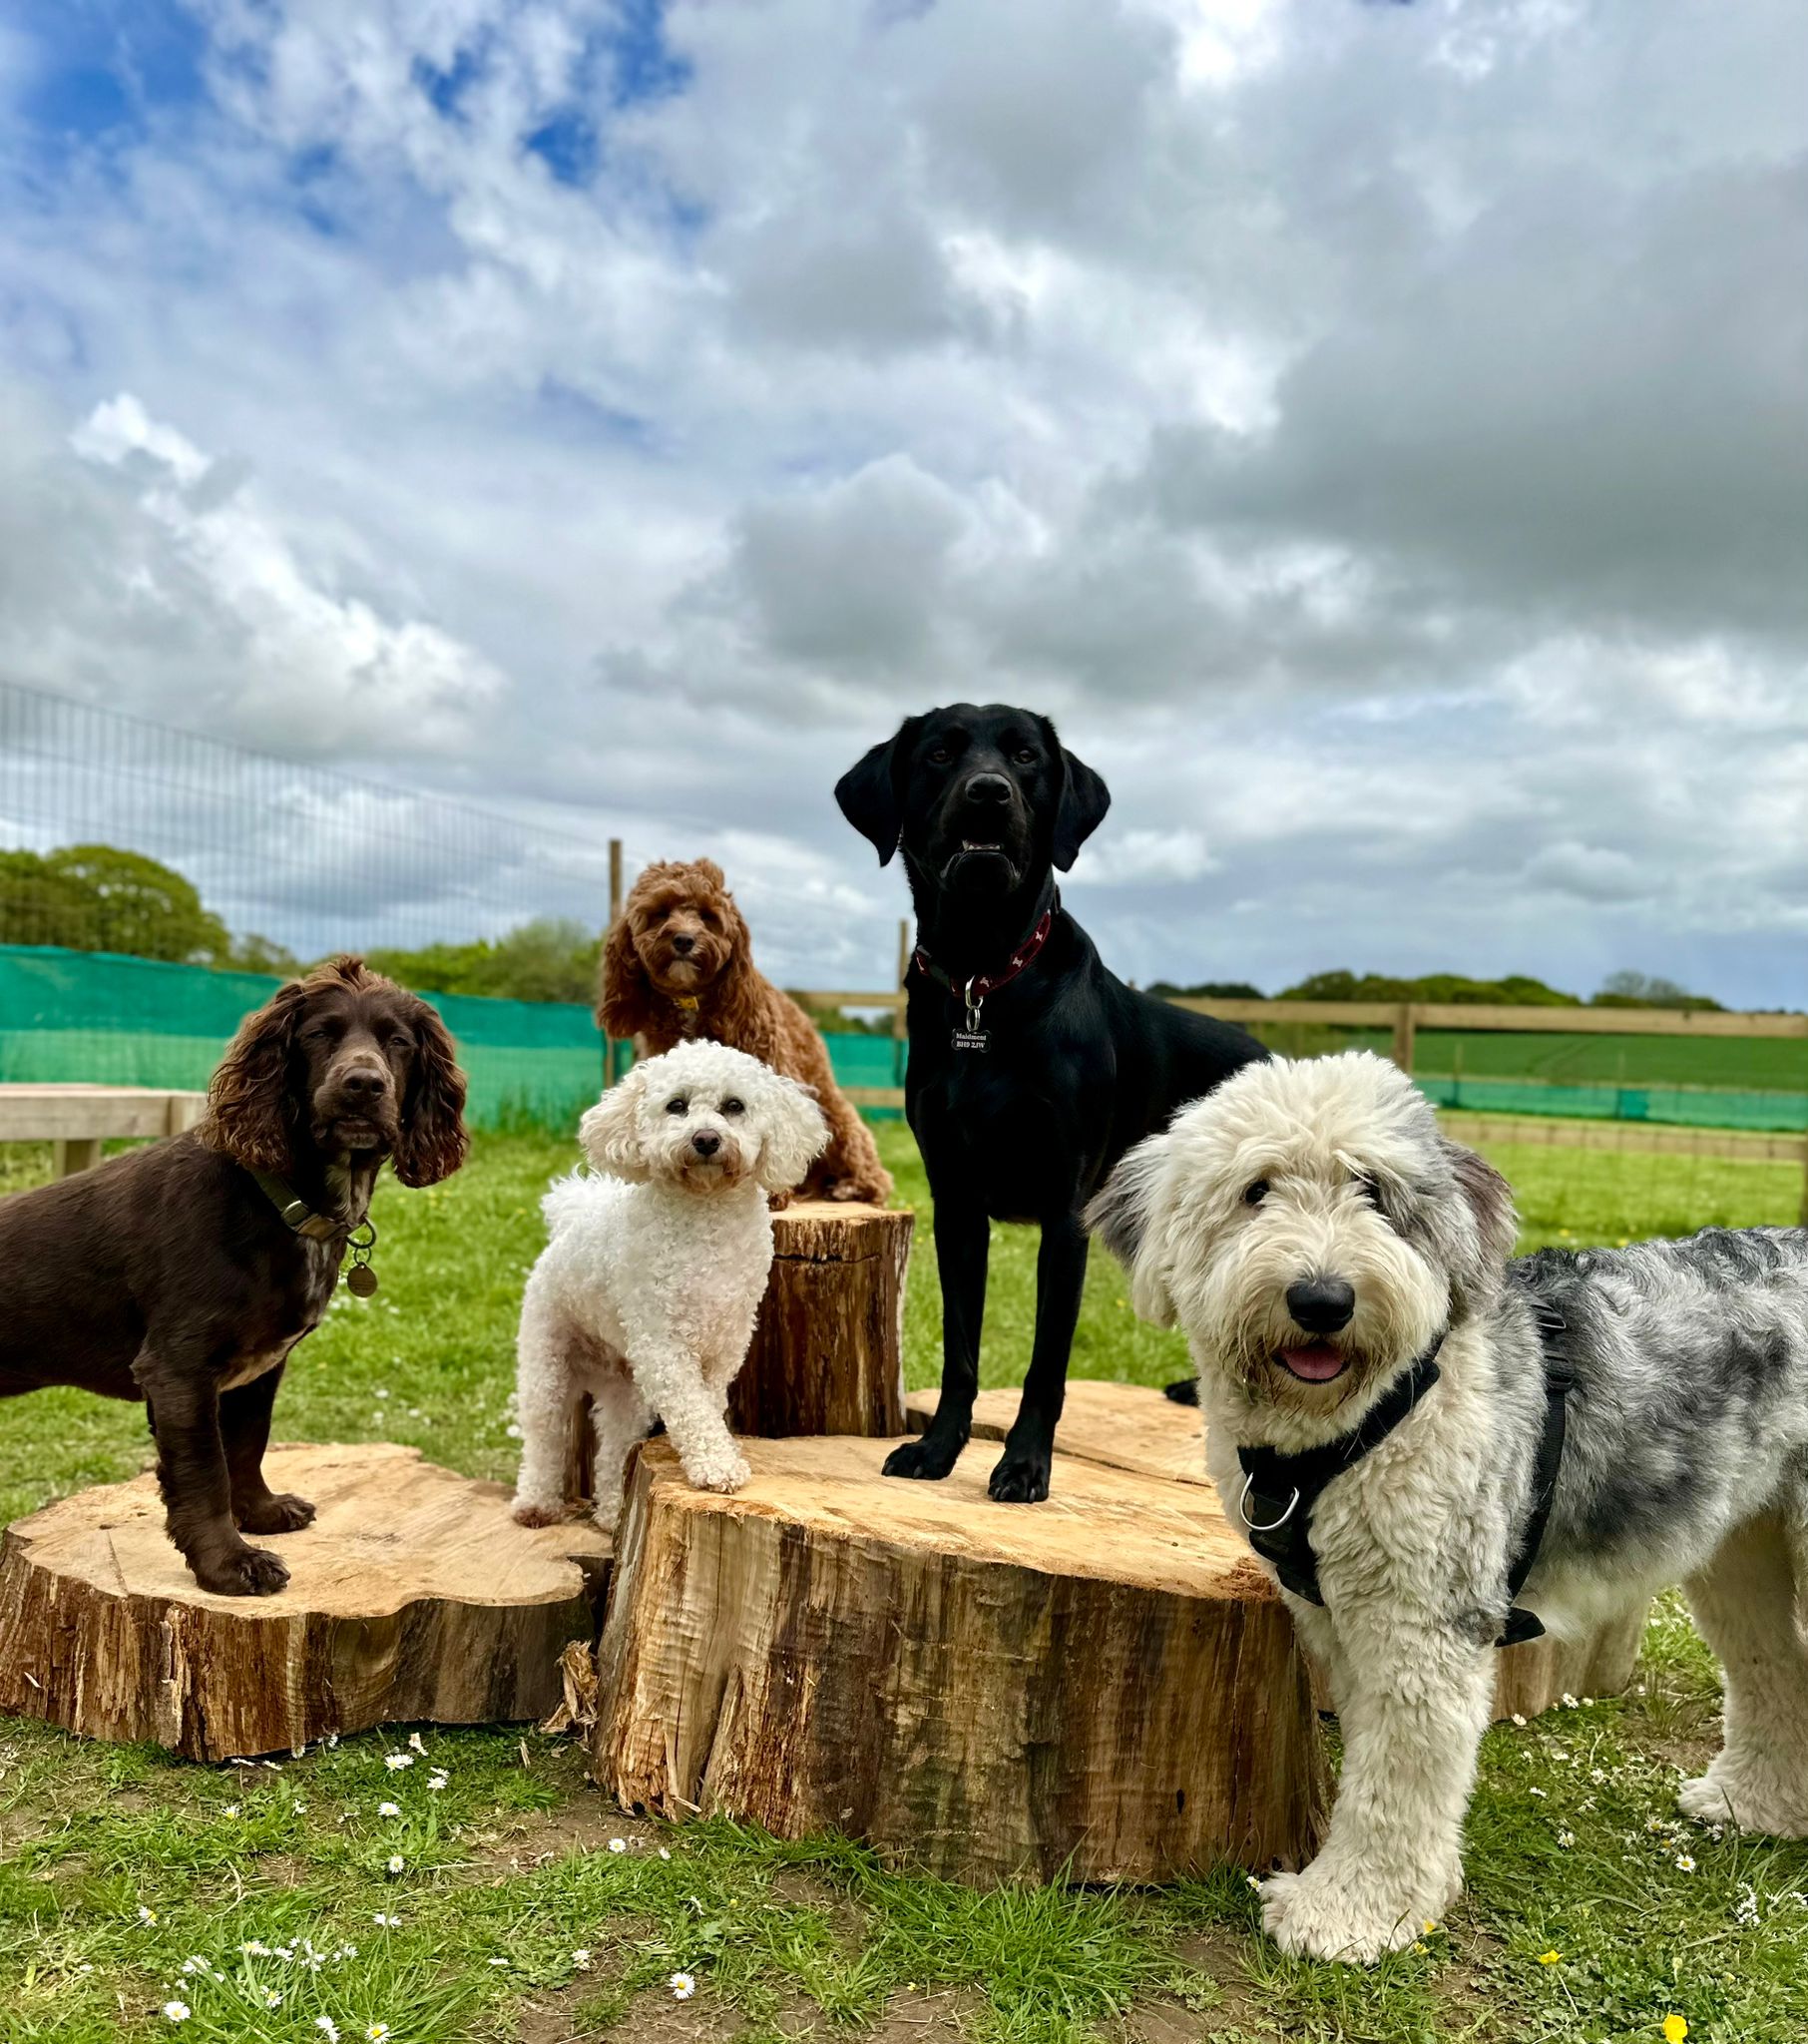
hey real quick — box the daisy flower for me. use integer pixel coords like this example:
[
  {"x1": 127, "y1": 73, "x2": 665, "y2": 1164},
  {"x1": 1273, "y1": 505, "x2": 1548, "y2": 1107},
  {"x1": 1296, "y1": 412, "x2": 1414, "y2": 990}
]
[
  {"x1": 1675, "y1": 1853, "x2": 1697, "y2": 1873},
  {"x1": 262, "y1": 1990, "x2": 283, "y2": 2009},
  {"x1": 138, "y1": 1904, "x2": 159, "y2": 1925},
  {"x1": 384, "y1": 1753, "x2": 413, "y2": 1773},
  {"x1": 316, "y1": 2022, "x2": 341, "y2": 2042},
  {"x1": 377, "y1": 1801, "x2": 401, "y2": 1818},
  {"x1": 573, "y1": 1950, "x2": 593, "y2": 1971},
  {"x1": 372, "y1": 1913, "x2": 401, "y2": 1928},
  {"x1": 671, "y1": 1972, "x2": 696, "y2": 2000},
  {"x1": 608, "y1": 1837, "x2": 627, "y2": 1854},
  {"x1": 223, "y1": 1804, "x2": 239, "y2": 1818},
  {"x1": 427, "y1": 1771, "x2": 449, "y2": 1792},
  {"x1": 366, "y1": 2027, "x2": 391, "y2": 2042},
  {"x1": 387, "y1": 1853, "x2": 406, "y2": 1874},
  {"x1": 163, "y1": 2002, "x2": 192, "y2": 2024},
  {"x1": 408, "y1": 1732, "x2": 427, "y2": 1754}
]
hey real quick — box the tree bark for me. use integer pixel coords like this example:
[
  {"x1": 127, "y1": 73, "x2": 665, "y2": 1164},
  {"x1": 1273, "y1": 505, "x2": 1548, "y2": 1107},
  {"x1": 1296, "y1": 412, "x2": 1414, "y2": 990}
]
[
  {"x1": 0, "y1": 1443, "x2": 608, "y2": 1762},
  {"x1": 730, "y1": 1201, "x2": 913, "y2": 1438},
  {"x1": 908, "y1": 1381, "x2": 1648, "y2": 1724},
  {"x1": 593, "y1": 1433, "x2": 1327, "y2": 1885}
]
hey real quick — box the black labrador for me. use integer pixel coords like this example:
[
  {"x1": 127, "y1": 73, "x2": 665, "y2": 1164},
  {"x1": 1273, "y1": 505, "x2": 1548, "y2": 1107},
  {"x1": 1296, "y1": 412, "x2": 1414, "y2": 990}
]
[{"x1": 835, "y1": 703, "x2": 1266, "y2": 1501}]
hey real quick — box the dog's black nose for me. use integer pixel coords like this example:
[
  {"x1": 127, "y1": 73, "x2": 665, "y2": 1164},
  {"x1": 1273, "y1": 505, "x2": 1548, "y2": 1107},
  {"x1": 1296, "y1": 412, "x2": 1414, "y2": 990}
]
[
  {"x1": 340, "y1": 1068, "x2": 388, "y2": 1101},
  {"x1": 1286, "y1": 1277, "x2": 1355, "y2": 1334},
  {"x1": 964, "y1": 771, "x2": 1013, "y2": 806},
  {"x1": 670, "y1": 933, "x2": 695, "y2": 955},
  {"x1": 690, "y1": 1130, "x2": 721, "y2": 1158}
]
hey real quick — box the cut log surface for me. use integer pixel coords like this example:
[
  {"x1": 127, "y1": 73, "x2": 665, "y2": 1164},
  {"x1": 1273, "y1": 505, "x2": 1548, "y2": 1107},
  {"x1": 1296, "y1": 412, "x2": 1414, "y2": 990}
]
[
  {"x1": 730, "y1": 1202, "x2": 913, "y2": 1439},
  {"x1": 907, "y1": 1381, "x2": 1644, "y2": 1724},
  {"x1": 594, "y1": 1433, "x2": 1327, "y2": 1885},
  {"x1": 0, "y1": 1443, "x2": 609, "y2": 1762}
]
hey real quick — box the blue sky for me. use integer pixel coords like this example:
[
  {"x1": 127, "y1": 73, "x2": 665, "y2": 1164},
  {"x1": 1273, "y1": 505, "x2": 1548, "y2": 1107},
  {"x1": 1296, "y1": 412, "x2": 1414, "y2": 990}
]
[{"x1": 1, "y1": 0, "x2": 1804, "y2": 1000}]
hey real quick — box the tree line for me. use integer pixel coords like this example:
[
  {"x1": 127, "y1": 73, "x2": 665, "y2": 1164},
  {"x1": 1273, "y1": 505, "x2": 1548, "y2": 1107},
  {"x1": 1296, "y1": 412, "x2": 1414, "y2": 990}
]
[{"x1": 1, "y1": 842, "x2": 1726, "y2": 1014}]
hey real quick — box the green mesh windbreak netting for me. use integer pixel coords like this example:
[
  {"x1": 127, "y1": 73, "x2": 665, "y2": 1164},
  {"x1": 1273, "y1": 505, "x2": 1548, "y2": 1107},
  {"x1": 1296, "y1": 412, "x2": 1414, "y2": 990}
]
[
  {"x1": 0, "y1": 945, "x2": 904, "y2": 1132},
  {"x1": 3, "y1": 946, "x2": 1796, "y2": 1135}
]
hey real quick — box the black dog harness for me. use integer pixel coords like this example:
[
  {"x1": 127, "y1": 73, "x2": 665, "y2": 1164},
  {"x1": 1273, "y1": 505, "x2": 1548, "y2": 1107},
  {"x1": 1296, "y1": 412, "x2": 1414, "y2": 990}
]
[
  {"x1": 1235, "y1": 1309, "x2": 1574, "y2": 1648},
  {"x1": 912, "y1": 894, "x2": 1057, "y2": 1052}
]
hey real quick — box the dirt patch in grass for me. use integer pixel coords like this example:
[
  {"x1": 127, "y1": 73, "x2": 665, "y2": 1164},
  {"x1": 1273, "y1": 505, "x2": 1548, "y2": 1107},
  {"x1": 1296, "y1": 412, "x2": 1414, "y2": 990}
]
[{"x1": 517, "y1": 1982, "x2": 984, "y2": 2044}]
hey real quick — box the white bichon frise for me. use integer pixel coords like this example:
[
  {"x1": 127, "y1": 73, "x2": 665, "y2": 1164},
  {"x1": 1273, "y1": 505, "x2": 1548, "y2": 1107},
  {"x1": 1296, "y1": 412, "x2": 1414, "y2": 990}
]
[
  {"x1": 509, "y1": 1040, "x2": 827, "y2": 1527},
  {"x1": 1089, "y1": 1051, "x2": 1808, "y2": 1965}
]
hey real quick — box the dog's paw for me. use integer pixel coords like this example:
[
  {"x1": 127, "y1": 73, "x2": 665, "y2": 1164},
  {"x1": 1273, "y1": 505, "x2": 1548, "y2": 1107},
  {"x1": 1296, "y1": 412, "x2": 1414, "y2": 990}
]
[
  {"x1": 234, "y1": 1491, "x2": 315, "y2": 1535},
  {"x1": 511, "y1": 1498, "x2": 565, "y2": 1528},
  {"x1": 884, "y1": 1433, "x2": 964, "y2": 1482},
  {"x1": 1259, "y1": 1867, "x2": 1425, "y2": 1966},
  {"x1": 193, "y1": 1543, "x2": 290, "y2": 1598},
  {"x1": 692, "y1": 1452, "x2": 751, "y2": 1494},
  {"x1": 987, "y1": 1448, "x2": 1051, "y2": 1504},
  {"x1": 1679, "y1": 1766, "x2": 1808, "y2": 1837}
]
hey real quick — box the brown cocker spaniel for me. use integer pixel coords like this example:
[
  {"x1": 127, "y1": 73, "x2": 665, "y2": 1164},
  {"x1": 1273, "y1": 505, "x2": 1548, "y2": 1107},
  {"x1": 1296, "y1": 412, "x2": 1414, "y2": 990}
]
[
  {"x1": 599, "y1": 858, "x2": 893, "y2": 1207},
  {"x1": 0, "y1": 957, "x2": 467, "y2": 1595}
]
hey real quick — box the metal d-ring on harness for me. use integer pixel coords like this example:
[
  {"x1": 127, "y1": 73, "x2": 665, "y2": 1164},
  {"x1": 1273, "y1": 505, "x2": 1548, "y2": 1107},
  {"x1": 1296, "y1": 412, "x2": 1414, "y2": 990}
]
[{"x1": 1232, "y1": 1301, "x2": 1574, "y2": 1649}]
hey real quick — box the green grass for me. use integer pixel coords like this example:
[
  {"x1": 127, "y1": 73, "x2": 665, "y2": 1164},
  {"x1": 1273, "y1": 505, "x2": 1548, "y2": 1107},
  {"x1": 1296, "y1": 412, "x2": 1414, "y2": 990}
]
[
  {"x1": 1245, "y1": 1023, "x2": 1808, "y2": 1096},
  {"x1": 3, "y1": 1123, "x2": 1807, "y2": 2042}
]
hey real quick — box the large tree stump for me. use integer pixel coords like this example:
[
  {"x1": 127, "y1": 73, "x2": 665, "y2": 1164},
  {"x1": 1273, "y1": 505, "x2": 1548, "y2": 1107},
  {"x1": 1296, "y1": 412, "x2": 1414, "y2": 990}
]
[
  {"x1": 593, "y1": 1433, "x2": 1327, "y2": 1885},
  {"x1": 0, "y1": 1443, "x2": 609, "y2": 1761},
  {"x1": 566, "y1": 1202, "x2": 913, "y2": 1504},
  {"x1": 907, "y1": 1382, "x2": 1646, "y2": 1723}
]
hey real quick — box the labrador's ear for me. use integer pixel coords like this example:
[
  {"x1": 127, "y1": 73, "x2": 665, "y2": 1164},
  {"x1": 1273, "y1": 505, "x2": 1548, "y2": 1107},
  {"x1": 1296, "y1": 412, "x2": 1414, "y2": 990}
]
[
  {"x1": 1083, "y1": 1131, "x2": 1176, "y2": 1327},
  {"x1": 1050, "y1": 736, "x2": 1112, "y2": 872},
  {"x1": 834, "y1": 717, "x2": 921, "y2": 865}
]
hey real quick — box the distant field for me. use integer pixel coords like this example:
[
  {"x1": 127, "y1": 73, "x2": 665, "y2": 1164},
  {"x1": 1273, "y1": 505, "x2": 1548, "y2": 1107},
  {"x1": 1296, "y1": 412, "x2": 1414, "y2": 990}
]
[{"x1": 1243, "y1": 1019, "x2": 1808, "y2": 1092}]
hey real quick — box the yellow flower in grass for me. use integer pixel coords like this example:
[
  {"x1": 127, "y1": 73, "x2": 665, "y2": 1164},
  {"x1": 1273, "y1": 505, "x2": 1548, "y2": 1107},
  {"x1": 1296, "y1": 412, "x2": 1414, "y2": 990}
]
[
  {"x1": 1662, "y1": 2019, "x2": 1688, "y2": 2044},
  {"x1": 1537, "y1": 1949, "x2": 1562, "y2": 1966}
]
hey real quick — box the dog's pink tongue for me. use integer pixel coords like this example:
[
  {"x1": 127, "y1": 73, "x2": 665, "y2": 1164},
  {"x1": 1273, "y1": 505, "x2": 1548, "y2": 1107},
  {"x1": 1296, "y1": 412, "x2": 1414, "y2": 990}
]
[{"x1": 1280, "y1": 1343, "x2": 1347, "y2": 1382}]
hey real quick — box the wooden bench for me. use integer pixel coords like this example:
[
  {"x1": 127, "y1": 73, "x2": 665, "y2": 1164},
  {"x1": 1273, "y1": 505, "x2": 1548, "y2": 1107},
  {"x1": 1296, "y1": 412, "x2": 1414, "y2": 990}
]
[{"x1": 0, "y1": 1083, "x2": 208, "y2": 1177}]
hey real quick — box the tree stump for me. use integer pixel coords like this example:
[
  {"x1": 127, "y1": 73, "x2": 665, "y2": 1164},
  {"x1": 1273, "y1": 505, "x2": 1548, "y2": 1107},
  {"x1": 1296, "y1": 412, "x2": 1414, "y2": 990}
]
[
  {"x1": 593, "y1": 1433, "x2": 1327, "y2": 1885},
  {"x1": 566, "y1": 1202, "x2": 913, "y2": 1504},
  {"x1": 906, "y1": 1382, "x2": 1646, "y2": 1723},
  {"x1": 729, "y1": 1202, "x2": 913, "y2": 1437},
  {"x1": 0, "y1": 1443, "x2": 609, "y2": 1762}
]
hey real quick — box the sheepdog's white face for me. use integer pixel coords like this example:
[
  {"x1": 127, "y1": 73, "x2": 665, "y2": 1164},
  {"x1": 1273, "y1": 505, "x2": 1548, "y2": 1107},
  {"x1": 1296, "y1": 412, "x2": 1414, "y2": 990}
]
[
  {"x1": 1088, "y1": 1053, "x2": 1516, "y2": 1418},
  {"x1": 579, "y1": 1040, "x2": 827, "y2": 1195}
]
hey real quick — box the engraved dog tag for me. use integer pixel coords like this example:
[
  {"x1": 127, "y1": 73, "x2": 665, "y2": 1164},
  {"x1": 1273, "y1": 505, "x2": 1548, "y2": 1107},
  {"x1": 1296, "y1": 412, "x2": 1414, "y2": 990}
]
[
  {"x1": 346, "y1": 1263, "x2": 379, "y2": 1297},
  {"x1": 952, "y1": 1029, "x2": 989, "y2": 1052}
]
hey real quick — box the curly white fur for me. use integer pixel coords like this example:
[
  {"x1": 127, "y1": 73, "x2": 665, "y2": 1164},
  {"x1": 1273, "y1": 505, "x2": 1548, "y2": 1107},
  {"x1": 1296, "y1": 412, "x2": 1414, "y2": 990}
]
[{"x1": 510, "y1": 1041, "x2": 827, "y2": 1528}]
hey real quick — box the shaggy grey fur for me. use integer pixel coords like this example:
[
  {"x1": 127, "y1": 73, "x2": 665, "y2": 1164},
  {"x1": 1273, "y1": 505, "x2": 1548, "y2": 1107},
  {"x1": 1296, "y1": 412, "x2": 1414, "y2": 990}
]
[{"x1": 1088, "y1": 1051, "x2": 1808, "y2": 1963}]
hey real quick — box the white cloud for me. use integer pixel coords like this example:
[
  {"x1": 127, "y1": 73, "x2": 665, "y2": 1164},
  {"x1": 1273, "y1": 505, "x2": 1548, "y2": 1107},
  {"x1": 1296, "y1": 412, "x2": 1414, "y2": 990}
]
[{"x1": 0, "y1": 0, "x2": 1802, "y2": 1002}]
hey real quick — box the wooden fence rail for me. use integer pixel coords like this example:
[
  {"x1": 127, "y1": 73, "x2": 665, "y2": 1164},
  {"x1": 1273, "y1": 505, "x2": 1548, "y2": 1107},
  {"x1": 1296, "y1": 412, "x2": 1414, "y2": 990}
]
[{"x1": 799, "y1": 991, "x2": 1808, "y2": 1223}]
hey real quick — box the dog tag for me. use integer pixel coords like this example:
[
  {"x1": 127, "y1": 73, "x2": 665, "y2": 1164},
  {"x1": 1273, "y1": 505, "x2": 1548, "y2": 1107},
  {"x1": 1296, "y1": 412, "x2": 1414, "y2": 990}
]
[
  {"x1": 952, "y1": 1028, "x2": 989, "y2": 1052},
  {"x1": 346, "y1": 1263, "x2": 379, "y2": 1297}
]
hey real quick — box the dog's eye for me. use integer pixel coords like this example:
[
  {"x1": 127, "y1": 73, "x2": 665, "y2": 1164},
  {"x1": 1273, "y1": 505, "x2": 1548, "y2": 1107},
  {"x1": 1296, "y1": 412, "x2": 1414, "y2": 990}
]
[
  {"x1": 1244, "y1": 1180, "x2": 1269, "y2": 1207},
  {"x1": 927, "y1": 744, "x2": 953, "y2": 765},
  {"x1": 665, "y1": 1096, "x2": 688, "y2": 1116},
  {"x1": 1013, "y1": 747, "x2": 1036, "y2": 766},
  {"x1": 720, "y1": 1098, "x2": 744, "y2": 1116}
]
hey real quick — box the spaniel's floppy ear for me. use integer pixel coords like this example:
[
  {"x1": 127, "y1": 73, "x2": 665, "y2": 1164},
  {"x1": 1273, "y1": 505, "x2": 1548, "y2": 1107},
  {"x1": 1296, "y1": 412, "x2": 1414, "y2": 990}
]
[
  {"x1": 200, "y1": 977, "x2": 310, "y2": 1175},
  {"x1": 579, "y1": 1066, "x2": 651, "y2": 1182},
  {"x1": 598, "y1": 908, "x2": 654, "y2": 1040},
  {"x1": 754, "y1": 1074, "x2": 829, "y2": 1195},
  {"x1": 834, "y1": 717, "x2": 921, "y2": 865},
  {"x1": 1047, "y1": 724, "x2": 1112, "y2": 871},
  {"x1": 1083, "y1": 1131, "x2": 1176, "y2": 1327},
  {"x1": 392, "y1": 995, "x2": 470, "y2": 1187}
]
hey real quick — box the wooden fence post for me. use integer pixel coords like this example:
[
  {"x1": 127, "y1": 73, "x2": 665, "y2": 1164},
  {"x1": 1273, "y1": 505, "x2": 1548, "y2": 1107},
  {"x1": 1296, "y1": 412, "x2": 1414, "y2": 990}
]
[
  {"x1": 1392, "y1": 1002, "x2": 1417, "y2": 1073},
  {"x1": 603, "y1": 836, "x2": 624, "y2": 1089}
]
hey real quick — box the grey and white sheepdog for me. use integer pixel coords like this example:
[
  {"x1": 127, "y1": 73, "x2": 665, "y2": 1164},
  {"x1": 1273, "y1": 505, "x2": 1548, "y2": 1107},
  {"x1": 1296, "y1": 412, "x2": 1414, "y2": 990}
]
[{"x1": 1088, "y1": 1050, "x2": 1808, "y2": 1964}]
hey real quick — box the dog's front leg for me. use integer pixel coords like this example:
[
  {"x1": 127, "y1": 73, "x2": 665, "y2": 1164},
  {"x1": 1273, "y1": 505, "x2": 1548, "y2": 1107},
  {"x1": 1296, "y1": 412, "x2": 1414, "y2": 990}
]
[
  {"x1": 1261, "y1": 1607, "x2": 1494, "y2": 1964},
  {"x1": 221, "y1": 1362, "x2": 315, "y2": 1535},
  {"x1": 137, "y1": 1349, "x2": 291, "y2": 1596},
  {"x1": 635, "y1": 1337, "x2": 751, "y2": 1494},
  {"x1": 884, "y1": 1189, "x2": 988, "y2": 1482},
  {"x1": 988, "y1": 1211, "x2": 1088, "y2": 1503}
]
